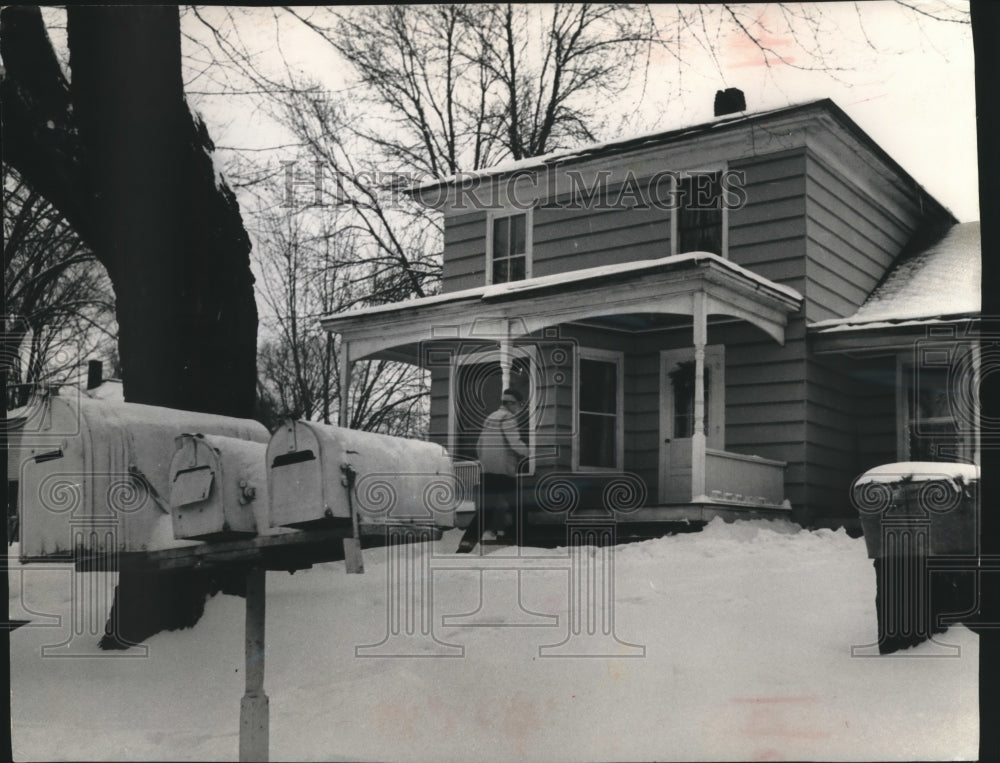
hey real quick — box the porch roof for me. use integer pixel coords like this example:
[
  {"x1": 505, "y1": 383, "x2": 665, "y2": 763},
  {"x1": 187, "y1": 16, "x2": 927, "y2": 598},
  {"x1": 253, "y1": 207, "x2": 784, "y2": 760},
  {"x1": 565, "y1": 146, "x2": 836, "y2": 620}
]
[{"x1": 320, "y1": 252, "x2": 803, "y2": 363}]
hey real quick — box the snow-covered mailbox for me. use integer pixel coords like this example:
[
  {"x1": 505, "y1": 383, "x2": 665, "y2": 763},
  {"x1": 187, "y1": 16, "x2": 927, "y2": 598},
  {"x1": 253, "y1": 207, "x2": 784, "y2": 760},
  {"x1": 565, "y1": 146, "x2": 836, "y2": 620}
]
[
  {"x1": 267, "y1": 420, "x2": 458, "y2": 531},
  {"x1": 851, "y1": 461, "x2": 978, "y2": 653},
  {"x1": 168, "y1": 434, "x2": 270, "y2": 541},
  {"x1": 15, "y1": 393, "x2": 269, "y2": 561}
]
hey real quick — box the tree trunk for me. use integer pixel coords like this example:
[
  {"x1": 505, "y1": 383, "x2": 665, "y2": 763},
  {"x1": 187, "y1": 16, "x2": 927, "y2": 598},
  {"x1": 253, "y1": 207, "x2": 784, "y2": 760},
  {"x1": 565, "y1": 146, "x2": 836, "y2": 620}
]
[
  {"x1": 2, "y1": 6, "x2": 258, "y2": 647},
  {"x1": 2, "y1": 5, "x2": 258, "y2": 416}
]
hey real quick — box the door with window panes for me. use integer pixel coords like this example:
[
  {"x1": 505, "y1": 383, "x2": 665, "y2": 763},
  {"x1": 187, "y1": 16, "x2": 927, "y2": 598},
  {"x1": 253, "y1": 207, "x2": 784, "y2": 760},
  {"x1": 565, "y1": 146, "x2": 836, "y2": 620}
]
[{"x1": 659, "y1": 347, "x2": 724, "y2": 503}]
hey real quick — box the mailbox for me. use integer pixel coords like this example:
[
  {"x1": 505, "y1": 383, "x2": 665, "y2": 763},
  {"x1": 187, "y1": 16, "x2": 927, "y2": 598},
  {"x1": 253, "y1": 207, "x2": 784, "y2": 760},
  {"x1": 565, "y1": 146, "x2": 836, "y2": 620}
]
[
  {"x1": 169, "y1": 434, "x2": 273, "y2": 541},
  {"x1": 14, "y1": 392, "x2": 269, "y2": 560},
  {"x1": 853, "y1": 461, "x2": 979, "y2": 560},
  {"x1": 267, "y1": 420, "x2": 457, "y2": 530},
  {"x1": 852, "y1": 461, "x2": 979, "y2": 653}
]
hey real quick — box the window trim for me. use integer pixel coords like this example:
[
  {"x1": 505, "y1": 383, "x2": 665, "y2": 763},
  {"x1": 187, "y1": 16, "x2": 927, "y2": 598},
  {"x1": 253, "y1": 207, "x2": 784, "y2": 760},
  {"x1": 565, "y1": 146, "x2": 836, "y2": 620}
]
[
  {"x1": 669, "y1": 164, "x2": 729, "y2": 259},
  {"x1": 572, "y1": 347, "x2": 625, "y2": 472},
  {"x1": 486, "y1": 209, "x2": 533, "y2": 285},
  {"x1": 448, "y1": 344, "x2": 537, "y2": 475}
]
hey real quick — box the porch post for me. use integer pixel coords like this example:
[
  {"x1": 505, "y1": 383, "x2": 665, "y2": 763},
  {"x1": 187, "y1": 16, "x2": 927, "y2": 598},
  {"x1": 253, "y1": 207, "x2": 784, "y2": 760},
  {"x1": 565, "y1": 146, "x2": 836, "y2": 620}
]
[
  {"x1": 499, "y1": 323, "x2": 512, "y2": 389},
  {"x1": 339, "y1": 340, "x2": 352, "y2": 429},
  {"x1": 691, "y1": 291, "x2": 707, "y2": 501}
]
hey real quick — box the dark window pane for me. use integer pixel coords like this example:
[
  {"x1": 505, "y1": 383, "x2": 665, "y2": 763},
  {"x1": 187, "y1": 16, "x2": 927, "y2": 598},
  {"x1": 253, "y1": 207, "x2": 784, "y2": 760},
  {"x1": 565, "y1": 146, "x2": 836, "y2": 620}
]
[
  {"x1": 493, "y1": 257, "x2": 509, "y2": 284},
  {"x1": 670, "y1": 362, "x2": 709, "y2": 438},
  {"x1": 493, "y1": 217, "x2": 509, "y2": 258},
  {"x1": 511, "y1": 213, "x2": 526, "y2": 254},
  {"x1": 580, "y1": 359, "x2": 616, "y2": 413},
  {"x1": 579, "y1": 413, "x2": 616, "y2": 468},
  {"x1": 677, "y1": 172, "x2": 722, "y2": 255},
  {"x1": 509, "y1": 255, "x2": 525, "y2": 282},
  {"x1": 683, "y1": 172, "x2": 721, "y2": 210},
  {"x1": 908, "y1": 365, "x2": 964, "y2": 462}
]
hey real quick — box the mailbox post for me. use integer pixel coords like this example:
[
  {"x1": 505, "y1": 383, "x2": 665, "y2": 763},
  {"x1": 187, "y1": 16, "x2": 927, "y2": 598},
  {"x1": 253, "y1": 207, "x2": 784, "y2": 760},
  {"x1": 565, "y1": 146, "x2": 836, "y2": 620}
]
[{"x1": 240, "y1": 567, "x2": 268, "y2": 763}]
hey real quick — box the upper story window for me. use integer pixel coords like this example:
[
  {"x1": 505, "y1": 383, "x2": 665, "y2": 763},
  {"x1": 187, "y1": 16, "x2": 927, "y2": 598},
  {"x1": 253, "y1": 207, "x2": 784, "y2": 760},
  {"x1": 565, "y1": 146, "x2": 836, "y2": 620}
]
[
  {"x1": 672, "y1": 170, "x2": 726, "y2": 257},
  {"x1": 489, "y1": 211, "x2": 531, "y2": 284}
]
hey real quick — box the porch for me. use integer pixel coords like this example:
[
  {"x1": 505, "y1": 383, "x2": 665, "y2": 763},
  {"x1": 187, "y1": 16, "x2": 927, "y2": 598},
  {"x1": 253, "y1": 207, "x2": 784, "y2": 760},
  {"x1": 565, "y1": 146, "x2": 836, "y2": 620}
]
[
  {"x1": 450, "y1": 446, "x2": 789, "y2": 531},
  {"x1": 321, "y1": 253, "x2": 802, "y2": 522}
]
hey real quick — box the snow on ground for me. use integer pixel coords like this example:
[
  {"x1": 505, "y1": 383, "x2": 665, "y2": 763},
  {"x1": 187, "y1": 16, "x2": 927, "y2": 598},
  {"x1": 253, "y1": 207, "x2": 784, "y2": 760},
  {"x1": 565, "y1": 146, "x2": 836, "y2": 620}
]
[{"x1": 10, "y1": 518, "x2": 977, "y2": 761}]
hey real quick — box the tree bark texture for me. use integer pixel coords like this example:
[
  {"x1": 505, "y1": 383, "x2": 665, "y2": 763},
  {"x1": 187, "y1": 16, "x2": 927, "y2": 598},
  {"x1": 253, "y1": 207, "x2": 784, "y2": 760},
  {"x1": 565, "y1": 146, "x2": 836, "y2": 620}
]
[{"x1": 2, "y1": 5, "x2": 257, "y2": 416}]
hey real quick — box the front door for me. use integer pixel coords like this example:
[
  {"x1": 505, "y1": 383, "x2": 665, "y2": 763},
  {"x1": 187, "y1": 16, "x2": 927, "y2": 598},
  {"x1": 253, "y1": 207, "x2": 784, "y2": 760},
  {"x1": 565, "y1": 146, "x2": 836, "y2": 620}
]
[
  {"x1": 658, "y1": 346, "x2": 724, "y2": 503},
  {"x1": 452, "y1": 351, "x2": 532, "y2": 462}
]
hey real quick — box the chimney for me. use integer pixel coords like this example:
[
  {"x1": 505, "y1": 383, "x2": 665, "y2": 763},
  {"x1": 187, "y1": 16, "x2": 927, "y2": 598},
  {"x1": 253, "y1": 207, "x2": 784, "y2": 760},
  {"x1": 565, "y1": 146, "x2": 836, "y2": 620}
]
[
  {"x1": 87, "y1": 360, "x2": 103, "y2": 390},
  {"x1": 714, "y1": 88, "x2": 746, "y2": 117}
]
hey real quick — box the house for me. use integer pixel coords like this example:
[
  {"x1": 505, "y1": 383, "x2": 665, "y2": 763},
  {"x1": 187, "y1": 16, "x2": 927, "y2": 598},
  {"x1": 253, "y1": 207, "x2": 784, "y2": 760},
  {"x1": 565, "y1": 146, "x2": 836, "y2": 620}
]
[{"x1": 320, "y1": 98, "x2": 981, "y2": 531}]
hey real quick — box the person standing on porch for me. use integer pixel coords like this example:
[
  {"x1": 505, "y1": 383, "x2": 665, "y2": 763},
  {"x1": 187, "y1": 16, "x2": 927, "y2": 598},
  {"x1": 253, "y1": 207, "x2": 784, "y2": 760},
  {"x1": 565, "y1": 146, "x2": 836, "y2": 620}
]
[{"x1": 475, "y1": 387, "x2": 528, "y2": 542}]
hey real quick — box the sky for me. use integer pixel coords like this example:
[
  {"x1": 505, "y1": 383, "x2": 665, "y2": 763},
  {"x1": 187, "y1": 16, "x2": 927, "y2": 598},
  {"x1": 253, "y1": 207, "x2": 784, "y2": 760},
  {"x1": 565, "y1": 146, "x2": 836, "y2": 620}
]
[{"x1": 187, "y1": 2, "x2": 979, "y2": 222}]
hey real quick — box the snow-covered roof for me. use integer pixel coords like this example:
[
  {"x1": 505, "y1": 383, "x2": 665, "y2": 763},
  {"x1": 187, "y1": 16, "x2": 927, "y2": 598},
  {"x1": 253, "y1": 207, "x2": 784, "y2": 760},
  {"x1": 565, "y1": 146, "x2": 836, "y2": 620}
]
[
  {"x1": 321, "y1": 252, "x2": 803, "y2": 325},
  {"x1": 810, "y1": 222, "x2": 980, "y2": 333},
  {"x1": 410, "y1": 100, "x2": 821, "y2": 194}
]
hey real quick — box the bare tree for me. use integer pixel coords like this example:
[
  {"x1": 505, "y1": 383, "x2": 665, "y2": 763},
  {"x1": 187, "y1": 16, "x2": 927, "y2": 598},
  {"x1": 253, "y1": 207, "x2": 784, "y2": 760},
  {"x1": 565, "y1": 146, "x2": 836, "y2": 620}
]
[
  {"x1": 285, "y1": 4, "x2": 664, "y2": 170},
  {"x1": 250, "y1": 187, "x2": 428, "y2": 436},
  {"x1": 4, "y1": 168, "x2": 117, "y2": 401}
]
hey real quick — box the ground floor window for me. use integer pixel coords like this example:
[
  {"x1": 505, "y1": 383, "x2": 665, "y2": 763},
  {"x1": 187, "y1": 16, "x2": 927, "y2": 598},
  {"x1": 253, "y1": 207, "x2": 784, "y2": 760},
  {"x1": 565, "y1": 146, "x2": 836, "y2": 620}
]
[
  {"x1": 900, "y1": 351, "x2": 977, "y2": 463},
  {"x1": 575, "y1": 349, "x2": 623, "y2": 470}
]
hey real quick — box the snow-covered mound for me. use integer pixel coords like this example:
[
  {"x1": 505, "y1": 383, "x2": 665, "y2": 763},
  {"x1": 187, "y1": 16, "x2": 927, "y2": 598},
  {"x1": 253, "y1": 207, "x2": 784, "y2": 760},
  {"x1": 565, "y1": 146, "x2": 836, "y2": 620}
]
[{"x1": 10, "y1": 518, "x2": 977, "y2": 761}]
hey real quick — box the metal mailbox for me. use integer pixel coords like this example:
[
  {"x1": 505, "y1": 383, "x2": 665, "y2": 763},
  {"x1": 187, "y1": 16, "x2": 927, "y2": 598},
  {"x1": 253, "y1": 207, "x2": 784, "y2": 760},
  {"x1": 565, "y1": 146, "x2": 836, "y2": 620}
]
[
  {"x1": 13, "y1": 392, "x2": 269, "y2": 560},
  {"x1": 267, "y1": 419, "x2": 458, "y2": 530},
  {"x1": 169, "y1": 434, "x2": 273, "y2": 541},
  {"x1": 852, "y1": 461, "x2": 979, "y2": 560},
  {"x1": 851, "y1": 461, "x2": 979, "y2": 653}
]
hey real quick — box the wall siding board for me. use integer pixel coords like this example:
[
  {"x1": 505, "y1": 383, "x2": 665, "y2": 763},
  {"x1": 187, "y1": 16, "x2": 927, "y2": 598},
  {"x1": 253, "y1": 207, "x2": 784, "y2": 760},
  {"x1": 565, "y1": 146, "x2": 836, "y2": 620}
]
[
  {"x1": 806, "y1": 155, "x2": 913, "y2": 245},
  {"x1": 802, "y1": 352, "x2": 862, "y2": 524},
  {"x1": 806, "y1": 217, "x2": 894, "y2": 281},
  {"x1": 807, "y1": 257, "x2": 872, "y2": 306},
  {"x1": 730, "y1": 196, "x2": 806, "y2": 228},
  {"x1": 805, "y1": 214, "x2": 898, "y2": 294}
]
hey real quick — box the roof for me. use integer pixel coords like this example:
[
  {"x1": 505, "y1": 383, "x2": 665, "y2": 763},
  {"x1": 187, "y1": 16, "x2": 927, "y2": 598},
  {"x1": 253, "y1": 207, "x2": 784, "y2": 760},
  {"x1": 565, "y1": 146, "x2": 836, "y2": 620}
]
[
  {"x1": 811, "y1": 222, "x2": 980, "y2": 333},
  {"x1": 408, "y1": 99, "x2": 954, "y2": 224},
  {"x1": 321, "y1": 252, "x2": 804, "y2": 326}
]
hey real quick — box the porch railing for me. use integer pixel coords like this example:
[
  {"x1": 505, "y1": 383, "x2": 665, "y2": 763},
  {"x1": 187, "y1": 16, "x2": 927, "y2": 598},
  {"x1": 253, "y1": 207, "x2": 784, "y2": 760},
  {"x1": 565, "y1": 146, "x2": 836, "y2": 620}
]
[
  {"x1": 704, "y1": 448, "x2": 787, "y2": 508},
  {"x1": 451, "y1": 459, "x2": 482, "y2": 513}
]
